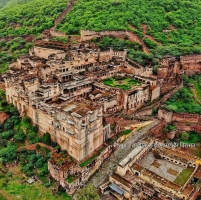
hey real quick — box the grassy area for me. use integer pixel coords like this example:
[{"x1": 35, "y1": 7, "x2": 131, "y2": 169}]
[
  {"x1": 190, "y1": 144, "x2": 201, "y2": 158},
  {"x1": 180, "y1": 132, "x2": 199, "y2": 144},
  {"x1": 165, "y1": 75, "x2": 201, "y2": 114},
  {"x1": 106, "y1": 136, "x2": 118, "y2": 145},
  {"x1": 120, "y1": 129, "x2": 132, "y2": 136},
  {"x1": 188, "y1": 76, "x2": 201, "y2": 101},
  {"x1": 103, "y1": 77, "x2": 141, "y2": 90},
  {"x1": 79, "y1": 154, "x2": 98, "y2": 168},
  {"x1": 0, "y1": 193, "x2": 6, "y2": 200},
  {"x1": 174, "y1": 167, "x2": 194, "y2": 186},
  {"x1": 164, "y1": 87, "x2": 201, "y2": 114},
  {"x1": 66, "y1": 175, "x2": 77, "y2": 184},
  {"x1": 0, "y1": 166, "x2": 71, "y2": 200}
]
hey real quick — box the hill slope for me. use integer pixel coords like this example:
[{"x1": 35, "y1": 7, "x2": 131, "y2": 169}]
[
  {"x1": 1, "y1": 0, "x2": 201, "y2": 57},
  {"x1": 0, "y1": 0, "x2": 11, "y2": 9},
  {"x1": 56, "y1": 0, "x2": 201, "y2": 55},
  {"x1": 0, "y1": 0, "x2": 67, "y2": 36}
]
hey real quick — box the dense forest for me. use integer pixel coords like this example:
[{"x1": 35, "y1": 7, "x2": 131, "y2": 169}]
[
  {"x1": 0, "y1": 0, "x2": 201, "y2": 56},
  {"x1": 56, "y1": 0, "x2": 201, "y2": 54},
  {"x1": 0, "y1": 37, "x2": 33, "y2": 72},
  {"x1": 0, "y1": 0, "x2": 8, "y2": 9},
  {"x1": 0, "y1": 0, "x2": 67, "y2": 36}
]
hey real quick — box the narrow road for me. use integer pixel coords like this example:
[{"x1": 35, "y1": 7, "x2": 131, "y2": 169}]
[{"x1": 89, "y1": 119, "x2": 160, "y2": 187}]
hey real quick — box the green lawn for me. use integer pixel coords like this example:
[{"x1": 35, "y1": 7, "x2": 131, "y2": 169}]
[
  {"x1": 120, "y1": 129, "x2": 132, "y2": 136},
  {"x1": 79, "y1": 154, "x2": 98, "y2": 168},
  {"x1": 66, "y1": 175, "x2": 77, "y2": 183},
  {"x1": 103, "y1": 77, "x2": 142, "y2": 90},
  {"x1": 174, "y1": 167, "x2": 194, "y2": 186},
  {"x1": 0, "y1": 166, "x2": 71, "y2": 200}
]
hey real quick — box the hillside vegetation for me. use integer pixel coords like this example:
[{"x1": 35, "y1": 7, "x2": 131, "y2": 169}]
[
  {"x1": 0, "y1": 0, "x2": 201, "y2": 56},
  {"x1": 0, "y1": 0, "x2": 11, "y2": 9},
  {"x1": 165, "y1": 75, "x2": 201, "y2": 114},
  {"x1": 0, "y1": 0, "x2": 67, "y2": 36},
  {"x1": 56, "y1": 0, "x2": 201, "y2": 56}
]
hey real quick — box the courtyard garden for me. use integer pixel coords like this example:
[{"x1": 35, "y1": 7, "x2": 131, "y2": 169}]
[
  {"x1": 103, "y1": 76, "x2": 142, "y2": 90},
  {"x1": 174, "y1": 167, "x2": 194, "y2": 186}
]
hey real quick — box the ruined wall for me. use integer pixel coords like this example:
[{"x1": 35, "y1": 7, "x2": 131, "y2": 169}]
[
  {"x1": 158, "y1": 109, "x2": 173, "y2": 123},
  {"x1": 158, "y1": 108, "x2": 201, "y2": 124},
  {"x1": 158, "y1": 67, "x2": 168, "y2": 78},
  {"x1": 181, "y1": 54, "x2": 201, "y2": 75},
  {"x1": 135, "y1": 108, "x2": 153, "y2": 116},
  {"x1": 0, "y1": 35, "x2": 35, "y2": 42},
  {"x1": 80, "y1": 30, "x2": 150, "y2": 54},
  {"x1": 33, "y1": 46, "x2": 65, "y2": 59},
  {"x1": 172, "y1": 113, "x2": 200, "y2": 123},
  {"x1": 148, "y1": 121, "x2": 166, "y2": 138},
  {"x1": 151, "y1": 86, "x2": 160, "y2": 101},
  {"x1": 50, "y1": 30, "x2": 67, "y2": 37},
  {"x1": 173, "y1": 122, "x2": 201, "y2": 133}
]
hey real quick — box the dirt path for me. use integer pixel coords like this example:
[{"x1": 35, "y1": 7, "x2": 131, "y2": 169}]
[
  {"x1": 192, "y1": 88, "x2": 201, "y2": 105},
  {"x1": 18, "y1": 142, "x2": 55, "y2": 152},
  {"x1": 0, "y1": 190, "x2": 13, "y2": 200},
  {"x1": 53, "y1": 0, "x2": 77, "y2": 28},
  {"x1": 141, "y1": 24, "x2": 162, "y2": 46},
  {"x1": 88, "y1": 119, "x2": 160, "y2": 187}
]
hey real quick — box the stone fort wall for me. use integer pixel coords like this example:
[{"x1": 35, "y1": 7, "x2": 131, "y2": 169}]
[
  {"x1": 80, "y1": 30, "x2": 150, "y2": 54},
  {"x1": 158, "y1": 108, "x2": 201, "y2": 123}
]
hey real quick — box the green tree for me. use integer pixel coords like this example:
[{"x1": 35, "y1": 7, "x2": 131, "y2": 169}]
[
  {"x1": 181, "y1": 132, "x2": 190, "y2": 141},
  {"x1": 76, "y1": 184, "x2": 99, "y2": 200},
  {"x1": 14, "y1": 130, "x2": 26, "y2": 142},
  {"x1": 41, "y1": 132, "x2": 51, "y2": 145}
]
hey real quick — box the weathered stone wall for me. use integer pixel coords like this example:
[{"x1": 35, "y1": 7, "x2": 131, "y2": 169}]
[
  {"x1": 173, "y1": 122, "x2": 201, "y2": 133},
  {"x1": 0, "y1": 35, "x2": 35, "y2": 42},
  {"x1": 180, "y1": 54, "x2": 201, "y2": 75},
  {"x1": 32, "y1": 46, "x2": 65, "y2": 59},
  {"x1": 158, "y1": 109, "x2": 173, "y2": 123},
  {"x1": 172, "y1": 113, "x2": 200, "y2": 123},
  {"x1": 158, "y1": 108, "x2": 201, "y2": 124},
  {"x1": 151, "y1": 86, "x2": 160, "y2": 101},
  {"x1": 135, "y1": 108, "x2": 153, "y2": 116},
  {"x1": 158, "y1": 67, "x2": 168, "y2": 78},
  {"x1": 148, "y1": 121, "x2": 166, "y2": 138},
  {"x1": 80, "y1": 30, "x2": 150, "y2": 53},
  {"x1": 50, "y1": 30, "x2": 66, "y2": 37}
]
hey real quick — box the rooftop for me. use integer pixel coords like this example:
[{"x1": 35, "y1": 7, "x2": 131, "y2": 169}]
[{"x1": 119, "y1": 145, "x2": 143, "y2": 167}]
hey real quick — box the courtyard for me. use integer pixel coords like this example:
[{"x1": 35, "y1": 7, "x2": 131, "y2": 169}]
[
  {"x1": 139, "y1": 151, "x2": 184, "y2": 182},
  {"x1": 103, "y1": 76, "x2": 142, "y2": 90}
]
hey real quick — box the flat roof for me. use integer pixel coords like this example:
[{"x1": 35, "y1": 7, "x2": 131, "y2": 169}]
[
  {"x1": 109, "y1": 183, "x2": 124, "y2": 196},
  {"x1": 119, "y1": 145, "x2": 143, "y2": 167}
]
